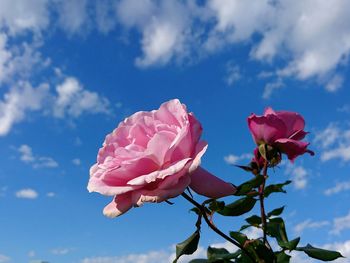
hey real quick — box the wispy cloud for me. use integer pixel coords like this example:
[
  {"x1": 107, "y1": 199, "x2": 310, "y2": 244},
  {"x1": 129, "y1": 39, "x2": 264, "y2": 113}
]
[
  {"x1": 324, "y1": 181, "x2": 350, "y2": 196},
  {"x1": 225, "y1": 62, "x2": 241, "y2": 86},
  {"x1": 72, "y1": 158, "x2": 81, "y2": 166},
  {"x1": 0, "y1": 254, "x2": 10, "y2": 263},
  {"x1": 51, "y1": 247, "x2": 74, "y2": 255},
  {"x1": 314, "y1": 123, "x2": 350, "y2": 162},
  {"x1": 15, "y1": 188, "x2": 38, "y2": 199},
  {"x1": 285, "y1": 163, "x2": 309, "y2": 190},
  {"x1": 330, "y1": 211, "x2": 350, "y2": 235},
  {"x1": 46, "y1": 192, "x2": 56, "y2": 198},
  {"x1": 18, "y1": 144, "x2": 58, "y2": 168},
  {"x1": 224, "y1": 153, "x2": 252, "y2": 165},
  {"x1": 294, "y1": 219, "x2": 330, "y2": 235}
]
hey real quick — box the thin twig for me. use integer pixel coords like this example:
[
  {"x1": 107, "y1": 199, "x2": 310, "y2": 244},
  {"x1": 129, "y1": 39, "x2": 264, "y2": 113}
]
[{"x1": 181, "y1": 192, "x2": 256, "y2": 262}]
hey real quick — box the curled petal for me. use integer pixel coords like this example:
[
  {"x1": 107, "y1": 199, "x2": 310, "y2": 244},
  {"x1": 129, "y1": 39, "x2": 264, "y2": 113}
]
[
  {"x1": 189, "y1": 167, "x2": 236, "y2": 198},
  {"x1": 103, "y1": 193, "x2": 133, "y2": 218},
  {"x1": 275, "y1": 138, "x2": 315, "y2": 162},
  {"x1": 132, "y1": 175, "x2": 191, "y2": 206}
]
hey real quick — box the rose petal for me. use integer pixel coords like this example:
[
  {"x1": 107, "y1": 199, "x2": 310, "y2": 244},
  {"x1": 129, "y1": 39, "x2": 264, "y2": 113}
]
[
  {"x1": 275, "y1": 138, "x2": 315, "y2": 161},
  {"x1": 132, "y1": 174, "x2": 191, "y2": 206},
  {"x1": 276, "y1": 111, "x2": 305, "y2": 138},
  {"x1": 189, "y1": 167, "x2": 236, "y2": 198},
  {"x1": 155, "y1": 99, "x2": 188, "y2": 127},
  {"x1": 103, "y1": 193, "x2": 133, "y2": 218},
  {"x1": 126, "y1": 158, "x2": 191, "y2": 185},
  {"x1": 248, "y1": 114, "x2": 287, "y2": 144}
]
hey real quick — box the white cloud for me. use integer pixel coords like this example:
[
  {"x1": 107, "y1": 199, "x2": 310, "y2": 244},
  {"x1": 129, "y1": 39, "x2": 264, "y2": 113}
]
[
  {"x1": 72, "y1": 158, "x2": 81, "y2": 166},
  {"x1": 314, "y1": 123, "x2": 341, "y2": 149},
  {"x1": 51, "y1": 248, "x2": 73, "y2": 255},
  {"x1": 325, "y1": 74, "x2": 344, "y2": 92},
  {"x1": 324, "y1": 181, "x2": 350, "y2": 196},
  {"x1": 321, "y1": 146, "x2": 350, "y2": 162},
  {"x1": 0, "y1": 40, "x2": 50, "y2": 85},
  {"x1": 0, "y1": 34, "x2": 11, "y2": 82},
  {"x1": 225, "y1": 62, "x2": 241, "y2": 86},
  {"x1": 95, "y1": 0, "x2": 117, "y2": 34},
  {"x1": 207, "y1": 0, "x2": 273, "y2": 45},
  {"x1": 117, "y1": 0, "x2": 195, "y2": 67},
  {"x1": 285, "y1": 164, "x2": 309, "y2": 190},
  {"x1": 323, "y1": 240, "x2": 350, "y2": 263},
  {"x1": 46, "y1": 192, "x2": 56, "y2": 198},
  {"x1": 0, "y1": 0, "x2": 49, "y2": 34},
  {"x1": 315, "y1": 123, "x2": 350, "y2": 162},
  {"x1": 0, "y1": 254, "x2": 10, "y2": 263},
  {"x1": 294, "y1": 219, "x2": 330, "y2": 235},
  {"x1": 28, "y1": 250, "x2": 35, "y2": 257},
  {"x1": 18, "y1": 144, "x2": 58, "y2": 168},
  {"x1": 262, "y1": 79, "x2": 284, "y2": 99},
  {"x1": 18, "y1": 144, "x2": 35, "y2": 163},
  {"x1": 331, "y1": 211, "x2": 350, "y2": 235},
  {"x1": 15, "y1": 188, "x2": 38, "y2": 199},
  {"x1": 113, "y1": 0, "x2": 350, "y2": 93},
  {"x1": 56, "y1": 0, "x2": 89, "y2": 34},
  {"x1": 53, "y1": 77, "x2": 110, "y2": 118},
  {"x1": 33, "y1": 157, "x2": 59, "y2": 168},
  {"x1": 224, "y1": 153, "x2": 252, "y2": 165},
  {"x1": 0, "y1": 82, "x2": 49, "y2": 136},
  {"x1": 81, "y1": 251, "x2": 171, "y2": 263}
]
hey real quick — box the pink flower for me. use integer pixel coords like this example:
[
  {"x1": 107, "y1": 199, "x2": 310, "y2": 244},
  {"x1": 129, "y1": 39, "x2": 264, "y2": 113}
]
[
  {"x1": 88, "y1": 99, "x2": 235, "y2": 218},
  {"x1": 248, "y1": 107, "x2": 314, "y2": 161}
]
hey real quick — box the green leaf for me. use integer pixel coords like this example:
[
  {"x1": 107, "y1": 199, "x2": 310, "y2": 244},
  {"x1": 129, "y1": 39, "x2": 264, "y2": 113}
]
[
  {"x1": 207, "y1": 246, "x2": 242, "y2": 262},
  {"x1": 173, "y1": 230, "x2": 200, "y2": 263},
  {"x1": 217, "y1": 197, "x2": 257, "y2": 217},
  {"x1": 239, "y1": 225, "x2": 251, "y2": 231},
  {"x1": 229, "y1": 231, "x2": 248, "y2": 245},
  {"x1": 189, "y1": 260, "x2": 209, "y2": 263},
  {"x1": 296, "y1": 244, "x2": 344, "y2": 261},
  {"x1": 264, "y1": 181, "x2": 292, "y2": 198},
  {"x1": 245, "y1": 215, "x2": 262, "y2": 226},
  {"x1": 266, "y1": 217, "x2": 288, "y2": 243},
  {"x1": 190, "y1": 207, "x2": 201, "y2": 215},
  {"x1": 279, "y1": 237, "x2": 300, "y2": 251},
  {"x1": 244, "y1": 239, "x2": 275, "y2": 262},
  {"x1": 235, "y1": 175, "x2": 264, "y2": 196},
  {"x1": 275, "y1": 251, "x2": 291, "y2": 263},
  {"x1": 234, "y1": 165, "x2": 253, "y2": 172},
  {"x1": 267, "y1": 206, "x2": 285, "y2": 217},
  {"x1": 208, "y1": 200, "x2": 225, "y2": 212}
]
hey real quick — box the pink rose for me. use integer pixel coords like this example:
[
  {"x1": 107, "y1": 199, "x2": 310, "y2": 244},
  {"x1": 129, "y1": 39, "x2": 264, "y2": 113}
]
[
  {"x1": 88, "y1": 99, "x2": 236, "y2": 217},
  {"x1": 248, "y1": 107, "x2": 314, "y2": 161}
]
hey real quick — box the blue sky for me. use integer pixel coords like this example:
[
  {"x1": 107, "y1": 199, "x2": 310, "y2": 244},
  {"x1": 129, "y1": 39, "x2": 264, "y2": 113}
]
[{"x1": 1, "y1": 1, "x2": 350, "y2": 262}]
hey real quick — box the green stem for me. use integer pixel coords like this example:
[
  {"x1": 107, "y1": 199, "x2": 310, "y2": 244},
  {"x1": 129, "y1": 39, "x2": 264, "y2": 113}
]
[
  {"x1": 181, "y1": 192, "x2": 256, "y2": 262},
  {"x1": 259, "y1": 160, "x2": 271, "y2": 249}
]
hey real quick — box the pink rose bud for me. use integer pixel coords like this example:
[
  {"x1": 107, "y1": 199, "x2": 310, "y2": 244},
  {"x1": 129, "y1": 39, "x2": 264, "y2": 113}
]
[
  {"x1": 248, "y1": 107, "x2": 314, "y2": 162},
  {"x1": 88, "y1": 99, "x2": 236, "y2": 218}
]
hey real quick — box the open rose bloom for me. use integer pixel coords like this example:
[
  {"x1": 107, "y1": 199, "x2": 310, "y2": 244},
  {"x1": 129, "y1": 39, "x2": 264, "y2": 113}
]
[
  {"x1": 248, "y1": 107, "x2": 314, "y2": 161},
  {"x1": 88, "y1": 99, "x2": 235, "y2": 217}
]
